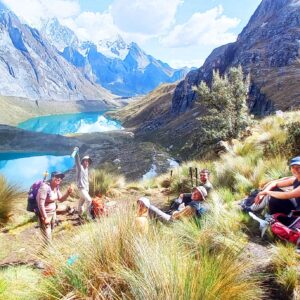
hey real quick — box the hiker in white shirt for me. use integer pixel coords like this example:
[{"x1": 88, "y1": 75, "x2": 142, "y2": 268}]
[{"x1": 74, "y1": 148, "x2": 93, "y2": 219}]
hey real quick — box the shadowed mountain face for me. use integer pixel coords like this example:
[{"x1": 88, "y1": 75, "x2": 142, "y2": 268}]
[
  {"x1": 41, "y1": 18, "x2": 190, "y2": 97},
  {"x1": 0, "y1": 6, "x2": 114, "y2": 102},
  {"x1": 172, "y1": 0, "x2": 300, "y2": 116}
]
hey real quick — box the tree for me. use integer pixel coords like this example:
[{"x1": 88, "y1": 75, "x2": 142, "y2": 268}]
[{"x1": 194, "y1": 66, "x2": 250, "y2": 143}]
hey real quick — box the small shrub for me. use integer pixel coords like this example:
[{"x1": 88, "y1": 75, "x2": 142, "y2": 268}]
[
  {"x1": 89, "y1": 169, "x2": 125, "y2": 197},
  {"x1": 285, "y1": 121, "x2": 300, "y2": 157},
  {"x1": 0, "y1": 175, "x2": 22, "y2": 226}
]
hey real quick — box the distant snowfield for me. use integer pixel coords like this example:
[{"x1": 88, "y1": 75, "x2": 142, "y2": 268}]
[{"x1": 77, "y1": 115, "x2": 123, "y2": 133}]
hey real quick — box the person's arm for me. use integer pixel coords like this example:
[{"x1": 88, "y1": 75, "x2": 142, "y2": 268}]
[
  {"x1": 75, "y1": 151, "x2": 81, "y2": 171},
  {"x1": 58, "y1": 186, "x2": 73, "y2": 202},
  {"x1": 37, "y1": 184, "x2": 49, "y2": 223},
  {"x1": 172, "y1": 206, "x2": 195, "y2": 220},
  {"x1": 255, "y1": 177, "x2": 295, "y2": 204},
  {"x1": 261, "y1": 185, "x2": 300, "y2": 200}
]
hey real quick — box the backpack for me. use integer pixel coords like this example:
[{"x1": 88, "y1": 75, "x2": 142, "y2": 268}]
[
  {"x1": 240, "y1": 189, "x2": 261, "y2": 212},
  {"x1": 26, "y1": 180, "x2": 50, "y2": 213},
  {"x1": 271, "y1": 212, "x2": 300, "y2": 246},
  {"x1": 90, "y1": 197, "x2": 106, "y2": 219}
]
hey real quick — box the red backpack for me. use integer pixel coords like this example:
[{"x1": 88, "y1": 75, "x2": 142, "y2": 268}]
[
  {"x1": 90, "y1": 197, "x2": 106, "y2": 219},
  {"x1": 271, "y1": 212, "x2": 300, "y2": 246}
]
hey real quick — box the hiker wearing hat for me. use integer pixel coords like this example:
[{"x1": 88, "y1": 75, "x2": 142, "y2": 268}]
[
  {"x1": 149, "y1": 186, "x2": 208, "y2": 222},
  {"x1": 255, "y1": 156, "x2": 300, "y2": 215},
  {"x1": 169, "y1": 169, "x2": 213, "y2": 213},
  {"x1": 74, "y1": 147, "x2": 93, "y2": 219},
  {"x1": 37, "y1": 171, "x2": 73, "y2": 242},
  {"x1": 135, "y1": 197, "x2": 150, "y2": 234}
]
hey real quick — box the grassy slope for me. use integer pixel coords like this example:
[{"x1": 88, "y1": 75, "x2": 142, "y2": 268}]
[{"x1": 1, "y1": 111, "x2": 300, "y2": 298}]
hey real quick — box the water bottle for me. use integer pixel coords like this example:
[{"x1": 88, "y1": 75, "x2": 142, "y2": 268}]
[{"x1": 71, "y1": 147, "x2": 79, "y2": 158}]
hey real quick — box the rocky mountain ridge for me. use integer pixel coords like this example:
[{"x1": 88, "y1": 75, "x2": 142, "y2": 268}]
[
  {"x1": 0, "y1": 5, "x2": 114, "y2": 102},
  {"x1": 172, "y1": 0, "x2": 300, "y2": 116}
]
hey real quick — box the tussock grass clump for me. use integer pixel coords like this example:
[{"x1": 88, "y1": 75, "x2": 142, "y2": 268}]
[
  {"x1": 0, "y1": 266, "x2": 40, "y2": 300},
  {"x1": 90, "y1": 169, "x2": 125, "y2": 197},
  {"x1": 38, "y1": 200, "x2": 263, "y2": 299},
  {"x1": 271, "y1": 243, "x2": 300, "y2": 294},
  {"x1": 0, "y1": 175, "x2": 22, "y2": 226}
]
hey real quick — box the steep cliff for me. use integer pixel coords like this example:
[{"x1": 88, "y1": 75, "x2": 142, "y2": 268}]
[
  {"x1": 172, "y1": 0, "x2": 300, "y2": 116},
  {"x1": 0, "y1": 7, "x2": 114, "y2": 102}
]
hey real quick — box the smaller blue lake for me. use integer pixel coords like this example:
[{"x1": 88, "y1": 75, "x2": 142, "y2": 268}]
[
  {"x1": 18, "y1": 111, "x2": 123, "y2": 135},
  {"x1": 0, "y1": 152, "x2": 74, "y2": 190},
  {"x1": 1, "y1": 112, "x2": 123, "y2": 189}
]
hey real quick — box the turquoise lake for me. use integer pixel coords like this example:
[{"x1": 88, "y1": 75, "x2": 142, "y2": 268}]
[
  {"x1": 18, "y1": 111, "x2": 123, "y2": 135},
  {"x1": 0, "y1": 112, "x2": 123, "y2": 188}
]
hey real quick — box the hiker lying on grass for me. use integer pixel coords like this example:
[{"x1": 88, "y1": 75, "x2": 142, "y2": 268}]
[
  {"x1": 170, "y1": 169, "x2": 213, "y2": 212},
  {"x1": 254, "y1": 156, "x2": 300, "y2": 215},
  {"x1": 149, "y1": 186, "x2": 208, "y2": 222},
  {"x1": 37, "y1": 171, "x2": 73, "y2": 242},
  {"x1": 135, "y1": 197, "x2": 150, "y2": 234}
]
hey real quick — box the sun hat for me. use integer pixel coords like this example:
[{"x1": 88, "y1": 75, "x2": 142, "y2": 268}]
[
  {"x1": 193, "y1": 186, "x2": 208, "y2": 200},
  {"x1": 81, "y1": 155, "x2": 92, "y2": 164},
  {"x1": 51, "y1": 171, "x2": 65, "y2": 179},
  {"x1": 290, "y1": 156, "x2": 300, "y2": 166},
  {"x1": 138, "y1": 197, "x2": 151, "y2": 208}
]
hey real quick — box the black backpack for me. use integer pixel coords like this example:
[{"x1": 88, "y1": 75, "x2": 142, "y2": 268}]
[{"x1": 240, "y1": 189, "x2": 261, "y2": 212}]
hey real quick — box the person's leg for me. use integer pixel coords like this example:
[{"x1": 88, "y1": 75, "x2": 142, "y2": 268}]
[
  {"x1": 78, "y1": 192, "x2": 86, "y2": 217},
  {"x1": 268, "y1": 197, "x2": 295, "y2": 215},
  {"x1": 80, "y1": 189, "x2": 93, "y2": 219},
  {"x1": 39, "y1": 212, "x2": 55, "y2": 243},
  {"x1": 149, "y1": 204, "x2": 171, "y2": 221}
]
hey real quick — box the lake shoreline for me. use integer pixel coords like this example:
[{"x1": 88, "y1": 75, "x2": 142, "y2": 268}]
[{"x1": 0, "y1": 96, "x2": 126, "y2": 126}]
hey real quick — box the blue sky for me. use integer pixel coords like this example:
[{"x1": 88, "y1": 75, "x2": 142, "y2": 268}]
[{"x1": 3, "y1": 0, "x2": 262, "y2": 68}]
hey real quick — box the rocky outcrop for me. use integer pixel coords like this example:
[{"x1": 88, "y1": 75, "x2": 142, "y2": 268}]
[
  {"x1": 0, "y1": 7, "x2": 114, "y2": 102},
  {"x1": 172, "y1": 0, "x2": 300, "y2": 116}
]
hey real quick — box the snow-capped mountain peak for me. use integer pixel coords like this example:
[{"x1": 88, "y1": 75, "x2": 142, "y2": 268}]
[
  {"x1": 97, "y1": 34, "x2": 129, "y2": 60},
  {"x1": 41, "y1": 18, "x2": 78, "y2": 52}
]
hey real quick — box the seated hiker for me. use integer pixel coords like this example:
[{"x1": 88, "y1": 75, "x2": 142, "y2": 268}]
[
  {"x1": 170, "y1": 169, "x2": 213, "y2": 212},
  {"x1": 135, "y1": 197, "x2": 150, "y2": 234},
  {"x1": 37, "y1": 171, "x2": 73, "y2": 242},
  {"x1": 150, "y1": 186, "x2": 208, "y2": 222},
  {"x1": 254, "y1": 156, "x2": 300, "y2": 215}
]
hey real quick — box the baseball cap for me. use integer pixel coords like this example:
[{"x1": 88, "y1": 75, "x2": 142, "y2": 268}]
[
  {"x1": 193, "y1": 186, "x2": 208, "y2": 200},
  {"x1": 51, "y1": 171, "x2": 65, "y2": 179},
  {"x1": 137, "y1": 197, "x2": 151, "y2": 208},
  {"x1": 290, "y1": 156, "x2": 300, "y2": 166}
]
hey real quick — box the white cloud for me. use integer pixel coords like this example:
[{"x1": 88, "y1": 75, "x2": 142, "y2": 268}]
[
  {"x1": 2, "y1": 0, "x2": 80, "y2": 28},
  {"x1": 110, "y1": 0, "x2": 183, "y2": 35},
  {"x1": 168, "y1": 58, "x2": 205, "y2": 69},
  {"x1": 63, "y1": 12, "x2": 120, "y2": 42},
  {"x1": 161, "y1": 5, "x2": 240, "y2": 48}
]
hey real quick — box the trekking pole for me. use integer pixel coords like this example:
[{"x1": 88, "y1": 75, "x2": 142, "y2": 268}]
[
  {"x1": 195, "y1": 167, "x2": 198, "y2": 186},
  {"x1": 168, "y1": 170, "x2": 173, "y2": 203},
  {"x1": 189, "y1": 167, "x2": 193, "y2": 188},
  {"x1": 43, "y1": 171, "x2": 48, "y2": 182}
]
